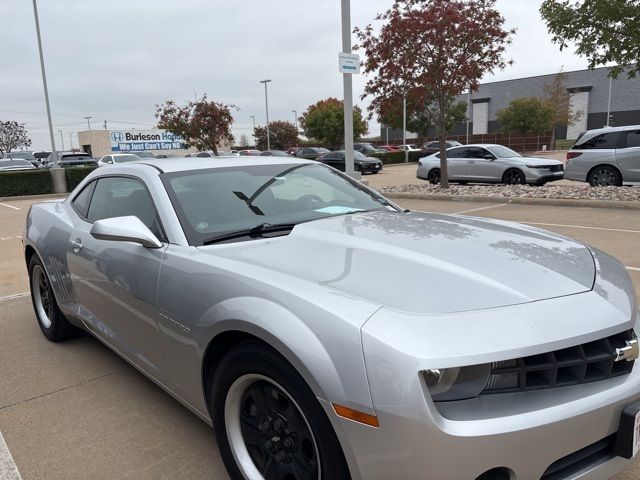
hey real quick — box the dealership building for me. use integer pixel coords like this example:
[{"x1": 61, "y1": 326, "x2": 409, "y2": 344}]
[
  {"x1": 77, "y1": 129, "x2": 197, "y2": 158},
  {"x1": 382, "y1": 66, "x2": 640, "y2": 142}
]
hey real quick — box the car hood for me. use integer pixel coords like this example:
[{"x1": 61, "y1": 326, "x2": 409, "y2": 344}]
[{"x1": 202, "y1": 211, "x2": 595, "y2": 315}]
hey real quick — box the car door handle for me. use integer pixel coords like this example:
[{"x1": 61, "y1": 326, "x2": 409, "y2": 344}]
[{"x1": 70, "y1": 239, "x2": 83, "y2": 252}]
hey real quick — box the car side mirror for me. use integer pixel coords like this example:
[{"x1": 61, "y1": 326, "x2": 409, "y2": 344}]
[
  {"x1": 483, "y1": 154, "x2": 495, "y2": 160},
  {"x1": 90, "y1": 216, "x2": 162, "y2": 248}
]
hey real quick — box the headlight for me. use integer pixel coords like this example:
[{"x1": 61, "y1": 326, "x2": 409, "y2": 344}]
[
  {"x1": 422, "y1": 364, "x2": 491, "y2": 402},
  {"x1": 525, "y1": 165, "x2": 546, "y2": 169}
]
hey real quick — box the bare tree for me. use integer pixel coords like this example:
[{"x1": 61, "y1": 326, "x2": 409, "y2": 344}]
[{"x1": 0, "y1": 121, "x2": 31, "y2": 154}]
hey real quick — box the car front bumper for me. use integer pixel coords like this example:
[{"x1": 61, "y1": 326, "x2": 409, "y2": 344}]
[{"x1": 524, "y1": 167, "x2": 564, "y2": 184}]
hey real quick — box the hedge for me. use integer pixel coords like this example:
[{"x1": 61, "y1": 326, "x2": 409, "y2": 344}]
[
  {"x1": 369, "y1": 151, "x2": 424, "y2": 164},
  {"x1": 65, "y1": 166, "x2": 98, "y2": 191},
  {"x1": 0, "y1": 169, "x2": 53, "y2": 197}
]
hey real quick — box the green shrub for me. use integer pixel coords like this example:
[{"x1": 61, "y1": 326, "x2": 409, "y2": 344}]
[
  {"x1": 0, "y1": 169, "x2": 53, "y2": 197},
  {"x1": 65, "y1": 166, "x2": 98, "y2": 191},
  {"x1": 555, "y1": 139, "x2": 575, "y2": 150},
  {"x1": 369, "y1": 151, "x2": 423, "y2": 164}
]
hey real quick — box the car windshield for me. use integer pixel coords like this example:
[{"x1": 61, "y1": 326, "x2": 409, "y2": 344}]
[
  {"x1": 114, "y1": 154, "x2": 141, "y2": 163},
  {"x1": 162, "y1": 163, "x2": 396, "y2": 245},
  {"x1": 487, "y1": 146, "x2": 521, "y2": 158},
  {"x1": 60, "y1": 154, "x2": 92, "y2": 162},
  {"x1": 135, "y1": 152, "x2": 154, "y2": 158},
  {"x1": 6, "y1": 152, "x2": 35, "y2": 161},
  {"x1": 313, "y1": 148, "x2": 330, "y2": 153},
  {"x1": 352, "y1": 151, "x2": 367, "y2": 159},
  {"x1": 0, "y1": 159, "x2": 31, "y2": 167}
]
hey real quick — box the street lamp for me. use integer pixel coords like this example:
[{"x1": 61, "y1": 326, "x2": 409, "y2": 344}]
[
  {"x1": 31, "y1": 0, "x2": 56, "y2": 153},
  {"x1": 58, "y1": 129, "x2": 65, "y2": 150},
  {"x1": 68, "y1": 131, "x2": 73, "y2": 150},
  {"x1": 341, "y1": 0, "x2": 355, "y2": 177},
  {"x1": 292, "y1": 110, "x2": 298, "y2": 131},
  {"x1": 259, "y1": 80, "x2": 271, "y2": 151},
  {"x1": 84, "y1": 116, "x2": 92, "y2": 130},
  {"x1": 250, "y1": 115, "x2": 256, "y2": 148}
]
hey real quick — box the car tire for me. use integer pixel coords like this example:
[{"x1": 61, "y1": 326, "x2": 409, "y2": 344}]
[
  {"x1": 502, "y1": 168, "x2": 526, "y2": 185},
  {"x1": 587, "y1": 165, "x2": 622, "y2": 187},
  {"x1": 211, "y1": 342, "x2": 351, "y2": 480},
  {"x1": 458, "y1": 181, "x2": 468, "y2": 185},
  {"x1": 427, "y1": 168, "x2": 441, "y2": 185},
  {"x1": 28, "y1": 254, "x2": 76, "y2": 342}
]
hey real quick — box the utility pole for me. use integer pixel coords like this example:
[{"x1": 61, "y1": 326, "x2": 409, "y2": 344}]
[
  {"x1": 341, "y1": 0, "x2": 355, "y2": 177},
  {"x1": 68, "y1": 131, "x2": 73, "y2": 150},
  {"x1": 250, "y1": 115, "x2": 256, "y2": 148},
  {"x1": 103, "y1": 120, "x2": 108, "y2": 130},
  {"x1": 84, "y1": 116, "x2": 92, "y2": 130},
  {"x1": 58, "y1": 129, "x2": 65, "y2": 150},
  {"x1": 606, "y1": 76, "x2": 613, "y2": 127},
  {"x1": 259, "y1": 80, "x2": 271, "y2": 151},
  {"x1": 31, "y1": 0, "x2": 56, "y2": 153},
  {"x1": 466, "y1": 87, "x2": 471, "y2": 144},
  {"x1": 292, "y1": 110, "x2": 298, "y2": 130},
  {"x1": 403, "y1": 94, "x2": 408, "y2": 163}
]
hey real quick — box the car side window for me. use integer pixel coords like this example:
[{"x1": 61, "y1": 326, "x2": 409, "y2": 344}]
[
  {"x1": 444, "y1": 147, "x2": 468, "y2": 158},
  {"x1": 625, "y1": 130, "x2": 640, "y2": 148},
  {"x1": 470, "y1": 148, "x2": 493, "y2": 159},
  {"x1": 87, "y1": 177, "x2": 164, "y2": 240},
  {"x1": 71, "y1": 181, "x2": 96, "y2": 218},
  {"x1": 578, "y1": 132, "x2": 621, "y2": 149}
]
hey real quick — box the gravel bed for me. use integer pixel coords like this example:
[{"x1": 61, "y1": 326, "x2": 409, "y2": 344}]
[{"x1": 378, "y1": 184, "x2": 640, "y2": 202}]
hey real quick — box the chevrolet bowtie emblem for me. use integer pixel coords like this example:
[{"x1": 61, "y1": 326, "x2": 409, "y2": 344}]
[{"x1": 615, "y1": 339, "x2": 639, "y2": 362}]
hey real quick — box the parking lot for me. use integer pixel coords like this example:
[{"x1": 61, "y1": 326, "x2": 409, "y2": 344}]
[{"x1": 1, "y1": 170, "x2": 639, "y2": 479}]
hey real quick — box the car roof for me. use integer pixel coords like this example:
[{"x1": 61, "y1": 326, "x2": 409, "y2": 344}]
[
  {"x1": 582, "y1": 125, "x2": 640, "y2": 135},
  {"x1": 127, "y1": 156, "x2": 317, "y2": 173}
]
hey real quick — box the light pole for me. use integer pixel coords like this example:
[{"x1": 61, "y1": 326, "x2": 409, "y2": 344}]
[
  {"x1": 466, "y1": 87, "x2": 471, "y2": 144},
  {"x1": 292, "y1": 110, "x2": 298, "y2": 131},
  {"x1": 250, "y1": 115, "x2": 256, "y2": 148},
  {"x1": 606, "y1": 76, "x2": 613, "y2": 126},
  {"x1": 68, "y1": 131, "x2": 73, "y2": 150},
  {"x1": 84, "y1": 116, "x2": 92, "y2": 130},
  {"x1": 58, "y1": 129, "x2": 65, "y2": 150},
  {"x1": 341, "y1": 0, "x2": 355, "y2": 177},
  {"x1": 260, "y1": 80, "x2": 271, "y2": 151},
  {"x1": 403, "y1": 94, "x2": 408, "y2": 163},
  {"x1": 31, "y1": 0, "x2": 56, "y2": 153}
]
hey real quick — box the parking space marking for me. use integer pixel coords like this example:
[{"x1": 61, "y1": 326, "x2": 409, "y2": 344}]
[
  {"x1": 0, "y1": 293, "x2": 29, "y2": 303},
  {"x1": 524, "y1": 222, "x2": 640, "y2": 234},
  {"x1": 0, "y1": 431, "x2": 21, "y2": 480},
  {"x1": 0, "y1": 236, "x2": 21, "y2": 241},
  {"x1": 628, "y1": 267, "x2": 640, "y2": 272},
  {"x1": 0, "y1": 203, "x2": 19, "y2": 211},
  {"x1": 455, "y1": 203, "x2": 507, "y2": 214}
]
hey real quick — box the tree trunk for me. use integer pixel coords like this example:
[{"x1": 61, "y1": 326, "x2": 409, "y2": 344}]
[
  {"x1": 437, "y1": 94, "x2": 449, "y2": 189},
  {"x1": 212, "y1": 144, "x2": 219, "y2": 156}
]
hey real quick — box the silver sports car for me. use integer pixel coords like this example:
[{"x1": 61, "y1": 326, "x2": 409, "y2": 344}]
[
  {"x1": 417, "y1": 144, "x2": 565, "y2": 185},
  {"x1": 24, "y1": 157, "x2": 640, "y2": 480}
]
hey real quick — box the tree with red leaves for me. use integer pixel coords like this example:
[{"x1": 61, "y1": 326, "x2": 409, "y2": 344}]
[
  {"x1": 156, "y1": 95, "x2": 235, "y2": 155},
  {"x1": 355, "y1": 0, "x2": 514, "y2": 188}
]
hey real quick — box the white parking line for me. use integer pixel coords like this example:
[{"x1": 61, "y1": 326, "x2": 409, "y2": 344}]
[
  {"x1": 0, "y1": 203, "x2": 19, "y2": 211},
  {"x1": 525, "y1": 222, "x2": 640, "y2": 234},
  {"x1": 0, "y1": 431, "x2": 21, "y2": 480},
  {"x1": 0, "y1": 293, "x2": 29, "y2": 302},
  {"x1": 628, "y1": 267, "x2": 640, "y2": 272},
  {"x1": 455, "y1": 203, "x2": 507, "y2": 214},
  {"x1": 0, "y1": 236, "x2": 21, "y2": 241}
]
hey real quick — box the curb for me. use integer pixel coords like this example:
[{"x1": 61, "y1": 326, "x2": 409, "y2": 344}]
[
  {"x1": 0, "y1": 193, "x2": 67, "y2": 202},
  {"x1": 384, "y1": 192, "x2": 640, "y2": 210}
]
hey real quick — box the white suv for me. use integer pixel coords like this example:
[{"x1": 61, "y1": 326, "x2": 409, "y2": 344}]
[{"x1": 565, "y1": 125, "x2": 640, "y2": 186}]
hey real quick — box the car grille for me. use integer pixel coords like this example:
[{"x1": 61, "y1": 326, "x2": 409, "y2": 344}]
[
  {"x1": 549, "y1": 164, "x2": 564, "y2": 172},
  {"x1": 482, "y1": 330, "x2": 636, "y2": 394}
]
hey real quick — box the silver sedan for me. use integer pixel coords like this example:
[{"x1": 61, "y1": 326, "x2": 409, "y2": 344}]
[
  {"x1": 417, "y1": 144, "x2": 565, "y2": 185},
  {"x1": 24, "y1": 157, "x2": 640, "y2": 479}
]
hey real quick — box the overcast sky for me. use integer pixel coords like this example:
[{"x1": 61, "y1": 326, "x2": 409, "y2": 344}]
[{"x1": 1, "y1": 0, "x2": 588, "y2": 151}]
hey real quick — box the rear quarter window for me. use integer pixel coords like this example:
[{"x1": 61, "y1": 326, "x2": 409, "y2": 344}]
[{"x1": 576, "y1": 132, "x2": 621, "y2": 150}]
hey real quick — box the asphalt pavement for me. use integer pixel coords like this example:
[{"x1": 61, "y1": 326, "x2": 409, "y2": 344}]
[{"x1": 1, "y1": 170, "x2": 639, "y2": 479}]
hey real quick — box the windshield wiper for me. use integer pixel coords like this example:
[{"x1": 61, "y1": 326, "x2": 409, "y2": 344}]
[{"x1": 202, "y1": 222, "x2": 298, "y2": 245}]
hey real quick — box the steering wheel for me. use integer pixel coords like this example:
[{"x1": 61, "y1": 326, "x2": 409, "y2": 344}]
[{"x1": 292, "y1": 194, "x2": 324, "y2": 210}]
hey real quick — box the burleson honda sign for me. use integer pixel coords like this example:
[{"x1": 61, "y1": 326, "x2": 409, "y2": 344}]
[{"x1": 110, "y1": 130, "x2": 186, "y2": 152}]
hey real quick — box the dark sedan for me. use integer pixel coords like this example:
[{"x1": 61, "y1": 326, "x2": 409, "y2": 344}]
[
  {"x1": 295, "y1": 147, "x2": 331, "y2": 160},
  {"x1": 317, "y1": 150, "x2": 383, "y2": 174},
  {"x1": 260, "y1": 150, "x2": 291, "y2": 157}
]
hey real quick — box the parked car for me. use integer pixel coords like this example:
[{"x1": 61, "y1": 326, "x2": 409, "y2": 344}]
[
  {"x1": 287, "y1": 147, "x2": 301, "y2": 156},
  {"x1": 0, "y1": 158, "x2": 36, "y2": 171},
  {"x1": 238, "y1": 149, "x2": 262, "y2": 156},
  {"x1": 41, "y1": 151, "x2": 97, "y2": 168},
  {"x1": 134, "y1": 151, "x2": 156, "y2": 159},
  {"x1": 24, "y1": 156, "x2": 640, "y2": 480},
  {"x1": 3, "y1": 151, "x2": 38, "y2": 166},
  {"x1": 398, "y1": 144, "x2": 421, "y2": 151},
  {"x1": 418, "y1": 144, "x2": 564, "y2": 185},
  {"x1": 97, "y1": 154, "x2": 143, "y2": 166},
  {"x1": 318, "y1": 150, "x2": 383, "y2": 174},
  {"x1": 378, "y1": 145, "x2": 399, "y2": 152},
  {"x1": 421, "y1": 140, "x2": 463, "y2": 155},
  {"x1": 218, "y1": 151, "x2": 240, "y2": 157},
  {"x1": 195, "y1": 152, "x2": 215, "y2": 158},
  {"x1": 565, "y1": 125, "x2": 640, "y2": 186},
  {"x1": 295, "y1": 147, "x2": 331, "y2": 160},
  {"x1": 339, "y1": 142, "x2": 386, "y2": 155},
  {"x1": 260, "y1": 150, "x2": 290, "y2": 157}
]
